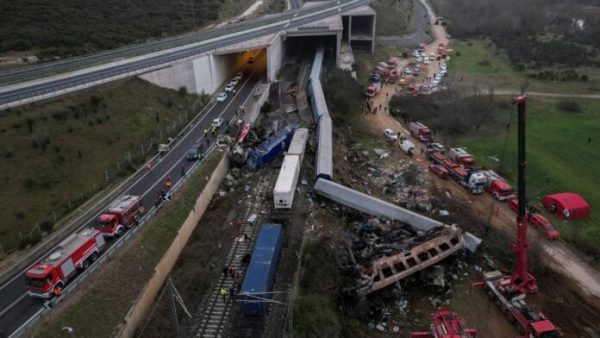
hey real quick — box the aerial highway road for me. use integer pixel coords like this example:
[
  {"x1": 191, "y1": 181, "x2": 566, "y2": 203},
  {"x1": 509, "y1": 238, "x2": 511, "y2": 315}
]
[
  {"x1": 0, "y1": 0, "x2": 373, "y2": 110},
  {"x1": 0, "y1": 58, "x2": 266, "y2": 338},
  {"x1": 0, "y1": 2, "x2": 325, "y2": 86}
]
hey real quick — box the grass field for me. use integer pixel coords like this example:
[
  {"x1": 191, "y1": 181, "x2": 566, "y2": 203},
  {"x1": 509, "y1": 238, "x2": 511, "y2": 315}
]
[
  {"x1": 457, "y1": 97, "x2": 600, "y2": 248},
  {"x1": 0, "y1": 79, "x2": 204, "y2": 253},
  {"x1": 0, "y1": 0, "x2": 255, "y2": 61},
  {"x1": 372, "y1": 0, "x2": 414, "y2": 36},
  {"x1": 448, "y1": 39, "x2": 600, "y2": 94},
  {"x1": 38, "y1": 151, "x2": 224, "y2": 338}
]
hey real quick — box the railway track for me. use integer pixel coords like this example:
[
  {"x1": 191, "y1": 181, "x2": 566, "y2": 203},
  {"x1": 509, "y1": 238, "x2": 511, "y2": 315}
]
[{"x1": 194, "y1": 170, "x2": 276, "y2": 337}]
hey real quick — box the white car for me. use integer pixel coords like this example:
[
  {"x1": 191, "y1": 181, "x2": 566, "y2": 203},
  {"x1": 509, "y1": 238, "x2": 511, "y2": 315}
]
[
  {"x1": 216, "y1": 92, "x2": 228, "y2": 102},
  {"x1": 429, "y1": 142, "x2": 445, "y2": 151},
  {"x1": 384, "y1": 129, "x2": 398, "y2": 141},
  {"x1": 233, "y1": 73, "x2": 243, "y2": 81},
  {"x1": 212, "y1": 118, "x2": 224, "y2": 128},
  {"x1": 229, "y1": 78, "x2": 239, "y2": 86},
  {"x1": 224, "y1": 84, "x2": 235, "y2": 92},
  {"x1": 423, "y1": 59, "x2": 430, "y2": 65}
]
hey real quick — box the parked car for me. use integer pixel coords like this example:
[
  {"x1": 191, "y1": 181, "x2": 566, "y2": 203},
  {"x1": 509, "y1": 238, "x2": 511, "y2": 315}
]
[
  {"x1": 423, "y1": 59, "x2": 430, "y2": 65},
  {"x1": 233, "y1": 72, "x2": 243, "y2": 81},
  {"x1": 225, "y1": 83, "x2": 235, "y2": 92},
  {"x1": 229, "y1": 78, "x2": 239, "y2": 86},
  {"x1": 428, "y1": 142, "x2": 445, "y2": 151},
  {"x1": 216, "y1": 92, "x2": 228, "y2": 102},
  {"x1": 384, "y1": 129, "x2": 398, "y2": 141},
  {"x1": 187, "y1": 143, "x2": 203, "y2": 161}
]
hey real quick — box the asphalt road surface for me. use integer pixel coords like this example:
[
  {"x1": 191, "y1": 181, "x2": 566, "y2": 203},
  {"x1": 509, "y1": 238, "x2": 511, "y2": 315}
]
[{"x1": 0, "y1": 58, "x2": 266, "y2": 338}]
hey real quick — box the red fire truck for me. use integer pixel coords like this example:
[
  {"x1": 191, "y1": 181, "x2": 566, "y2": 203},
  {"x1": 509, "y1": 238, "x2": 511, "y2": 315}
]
[
  {"x1": 25, "y1": 228, "x2": 106, "y2": 299},
  {"x1": 95, "y1": 195, "x2": 145, "y2": 237}
]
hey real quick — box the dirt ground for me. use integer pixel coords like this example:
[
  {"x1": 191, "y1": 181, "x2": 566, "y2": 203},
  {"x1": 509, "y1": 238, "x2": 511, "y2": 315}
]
[
  {"x1": 138, "y1": 185, "x2": 241, "y2": 337},
  {"x1": 357, "y1": 65, "x2": 600, "y2": 338}
]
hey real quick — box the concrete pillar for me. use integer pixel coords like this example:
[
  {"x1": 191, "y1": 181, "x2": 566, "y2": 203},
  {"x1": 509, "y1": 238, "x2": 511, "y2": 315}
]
[
  {"x1": 336, "y1": 31, "x2": 342, "y2": 68},
  {"x1": 371, "y1": 15, "x2": 376, "y2": 53},
  {"x1": 348, "y1": 15, "x2": 353, "y2": 43},
  {"x1": 267, "y1": 34, "x2": 284, "y2": 81}
]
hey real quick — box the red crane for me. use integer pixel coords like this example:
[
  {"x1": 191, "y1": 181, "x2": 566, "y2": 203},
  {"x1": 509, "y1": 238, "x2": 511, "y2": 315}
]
[{"x1": 476, "y1": 96, "x2": 561, "y2": 337}]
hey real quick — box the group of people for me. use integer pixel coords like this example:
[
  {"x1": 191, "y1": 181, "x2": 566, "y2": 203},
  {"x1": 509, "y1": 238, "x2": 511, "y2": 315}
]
[{"x1": 219, "y1": 265, "x2": 243, "y2": 302}]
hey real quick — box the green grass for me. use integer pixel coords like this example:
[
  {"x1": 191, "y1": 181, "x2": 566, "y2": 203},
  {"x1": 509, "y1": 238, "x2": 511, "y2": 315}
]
[
  {"x1": 457, "y1": 97, "x2": 600, "y2": 248},
  {"x1": 0, "y1": 0, "x2": 255, "y2": 60},
  {"x1": 0, "y1": 79, "x2": 204, "y2": 253},
  {"x1": 40, "y1": 151, "x2": 224, "y2": 338},
  {"x1": 372, "y1": 0, "x2": 414, "y2": 36},
  {"x1": 448, "y1": 39, "x2": 600, "y2": 94}
]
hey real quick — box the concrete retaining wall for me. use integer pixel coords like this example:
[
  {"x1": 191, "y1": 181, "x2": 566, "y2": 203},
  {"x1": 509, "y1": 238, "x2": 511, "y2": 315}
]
[
  {"x1": 139, "y1": 59, "x2": 199, "y2": 93},
  {"x1": 117, "y1": 152, "x2": 230, "y2": 338}
]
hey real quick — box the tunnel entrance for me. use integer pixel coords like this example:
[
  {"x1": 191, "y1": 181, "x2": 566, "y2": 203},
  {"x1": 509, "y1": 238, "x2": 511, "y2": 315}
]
[{"x1": 284, "y1": 35, "x2": 338, "y2": 65}]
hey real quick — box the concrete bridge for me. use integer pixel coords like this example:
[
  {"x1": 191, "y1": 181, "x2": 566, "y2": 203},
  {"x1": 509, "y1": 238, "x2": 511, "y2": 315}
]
[{"x1": 0, "y1": 0, "x2": 376, "y2": 110}]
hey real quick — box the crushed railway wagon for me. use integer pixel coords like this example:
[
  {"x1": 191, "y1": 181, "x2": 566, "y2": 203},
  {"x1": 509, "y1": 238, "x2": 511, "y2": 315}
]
[
  {"x1": 353, "y1": 226, "x2": 464, "y2": 297},
  {"x1": 238, "y1": 224, "x2": 284, "y2": 317}
]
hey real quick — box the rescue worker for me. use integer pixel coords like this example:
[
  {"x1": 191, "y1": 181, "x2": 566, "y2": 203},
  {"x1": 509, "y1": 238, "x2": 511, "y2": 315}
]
[
  {"x1": 54, "y1": 285, "x2": 63, "y2": 297},
  {"x1": 219, "y1": 287, "x2": 227, "y2": 302},
  {"x1": 180, "y1": 166, "x2": 186, "y2": 177},
  {"x1": 164, "y1": 175, "x2": 173, "y2": 189}
]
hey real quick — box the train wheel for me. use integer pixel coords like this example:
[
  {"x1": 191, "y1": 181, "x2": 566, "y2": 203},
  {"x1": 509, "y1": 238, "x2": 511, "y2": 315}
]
[
  {"x1": 90, "y1": 252, "x2": 99, "y2": 262},
  {"x1": 116, "y1": 227, "x2": 124, "y2": 237},
  {"x1": 81, "y1": 259, "x2": 89, "y2": 269}
]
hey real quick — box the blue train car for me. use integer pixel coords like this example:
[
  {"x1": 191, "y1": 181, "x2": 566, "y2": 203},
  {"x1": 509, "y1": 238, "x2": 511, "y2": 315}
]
[
  {"x1": 316, "y1": 115, "x2": 333, "y2": 180},
  {"x1": 310, "y1": 79, "x2": 330, "y2": 122},
  {"x1": 247, "y1": 124, "x2": 298, "y2": 169},
  {"x1": 239, "y1": 224, "x2": 284, "y2": 317},
  {"x1": 309, "y1": 47, "x2": 324, "y2": 81}
]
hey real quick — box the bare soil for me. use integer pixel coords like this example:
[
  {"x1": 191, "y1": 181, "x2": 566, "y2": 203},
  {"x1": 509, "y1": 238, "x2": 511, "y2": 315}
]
[{"x1": 359, "y1": 68, "x2": 600, "y2": 337}]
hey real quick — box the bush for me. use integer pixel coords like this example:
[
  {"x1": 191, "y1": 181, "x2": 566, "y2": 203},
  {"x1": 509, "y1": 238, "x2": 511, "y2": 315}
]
[
  {"x1": 23, "y1": 178, "x2": 36, "y2": 189},
  {"x1": 178, "y1": 87, "x2": 188, "y2": 96},
  {"x1": 5, "y1": 151, "x2": 13, "y2": 158},
  {"x1": 294, "y1": 294, "x2": 341, "y2": 338},
  {"x1": 580, "y1": 74, "x2": 588, "y2": 82},
  {"x1": 40, "y1": 221, "x2": 54, "y2": 233},
  {"x1": 18, "y1": 233, "x2": 42, "y2": 250},
  {"x1": 478, "y1": 59, "x2": 491, "y2": 66},
  {"x1": 556, "y1": 99, "x2": 581, "y2": 113}
]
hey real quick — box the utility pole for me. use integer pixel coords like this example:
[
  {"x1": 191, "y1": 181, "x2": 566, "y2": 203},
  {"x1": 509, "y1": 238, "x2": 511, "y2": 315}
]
[{"x1": 168, "y1": 277, "x2": 180, "y2": 338}]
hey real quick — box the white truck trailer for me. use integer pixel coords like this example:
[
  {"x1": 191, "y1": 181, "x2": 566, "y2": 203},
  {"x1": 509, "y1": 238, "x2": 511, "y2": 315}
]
[
  {"x1": 274, "y1": 155, "x2": 301, "y2": 209},
  {"x1": 287, "y1": 128, "x2": 308, "y2": 162}
]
